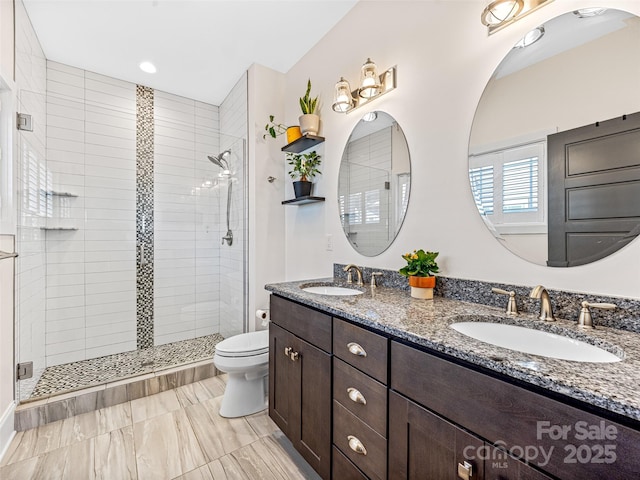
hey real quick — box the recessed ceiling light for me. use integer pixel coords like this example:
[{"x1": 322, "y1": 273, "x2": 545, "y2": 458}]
[
  {"x1": 139, "y1": 61, "x2": 157, "y2": 74},
  {"x1": 514, "y1": 26, "x2": 545, "y2": 48},
  {"x1": 573, "y1": 8, "x2": 607, "y2": 18},
  {"x1": 362, "y1": 112, "x2": 377, "y2": 122}
]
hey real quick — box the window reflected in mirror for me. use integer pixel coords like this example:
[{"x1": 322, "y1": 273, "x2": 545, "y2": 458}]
[{"x1": 469, "y1": 8, "x2": 640, "y2": 266}]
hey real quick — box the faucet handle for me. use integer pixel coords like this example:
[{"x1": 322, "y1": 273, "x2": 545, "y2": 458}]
[
  {"x1": 491, "y1": 288, "x2": 518, "y2": 316},
  {"x1": 578, "y1": 301, "x2": 616, "y2": 328},
  {"x1": 370, "y1": 272, "x2": 383, "y2": 288}
]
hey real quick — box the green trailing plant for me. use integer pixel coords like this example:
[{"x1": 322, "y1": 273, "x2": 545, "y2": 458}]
[
  {"x1": 287, "y1": 151, "x2": 322, "y2": 182},
  {"x1": 299, "y1": 79, "x2": 318, "y2": 115},
  {"x1": 399, "y1": 249, "x2": 440, "y2": 277},
  {"x1": 263, "y1": 115, "x2": 288, "y2": 139}
]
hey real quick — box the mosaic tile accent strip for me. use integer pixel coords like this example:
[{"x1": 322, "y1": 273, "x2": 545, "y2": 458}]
[
  {"x1": 136, "y1": 85, "x2": 155, "y2": 348},
  {"x1": 29, "y1": 334, "x2": 223, "y2": 399},
  {"x1": 333, "y1": 264, "x2": 640, "y2": 333}
]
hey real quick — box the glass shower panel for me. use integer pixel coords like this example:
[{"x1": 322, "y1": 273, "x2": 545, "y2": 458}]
[{"x1": 154, "y1": 128, "x2": 245, "y2": 347}]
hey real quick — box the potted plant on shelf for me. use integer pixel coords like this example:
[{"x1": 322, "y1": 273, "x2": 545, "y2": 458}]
[
  {"x1": 399, "y1": 249, "x2": 440, "y2": 300},
  {"x1": 263, "y1": 115, "x2": 302, "y2": 143},
  {"x1": 299, "y1": 79, "x2": 320, "y2": 136},
  {"x1": 287, "y1": 150, "x2": 322, "y2": 198}
]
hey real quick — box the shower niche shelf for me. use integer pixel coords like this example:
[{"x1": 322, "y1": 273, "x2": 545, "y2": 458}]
[
  {"x1": 40, "y1": 227, "x2": 79, "y2": 231},
  {"x1": 282, "y1": 196, "x2": 325, "y2": 206},
  {"x1": 47, "y1": 191, "x2": 79, "y2": 198},
  {"x1": 281, "y1": 134, "x2": 324, "y2": 153}
]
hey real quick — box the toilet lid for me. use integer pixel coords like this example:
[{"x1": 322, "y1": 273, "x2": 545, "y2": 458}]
[{"x1": 215, "y1": 330, "x2": 269, "y2": 357}]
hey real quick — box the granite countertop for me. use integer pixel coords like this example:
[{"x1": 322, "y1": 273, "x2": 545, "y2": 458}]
[{"x1": 265, "y1": 278, "x2": 640, "y2": 424}]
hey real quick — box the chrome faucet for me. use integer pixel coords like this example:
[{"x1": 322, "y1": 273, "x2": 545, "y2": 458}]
[
  {"x1": 343, "y1": 264, "x2": 364, "y2": 286},
  {"x1": 529, "y1": 285, "x2": 556, "y2": 322}
]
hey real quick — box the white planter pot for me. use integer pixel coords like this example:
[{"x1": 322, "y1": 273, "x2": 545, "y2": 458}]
[
  {"x1": 299, "y1": 114, "x2": 320, "y2": 136},
  {"x1": 410, "y1": 286, "x2": 434, "y2": 300}
]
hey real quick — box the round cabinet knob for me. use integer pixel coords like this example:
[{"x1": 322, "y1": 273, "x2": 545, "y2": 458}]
[
  {"x1": 347, "y1": 342, "x2": 367, "y2": 357},
  {"x1": 347, "y1": 387, "x2": 367, "y2": 405},
  {"x1": 347, "y1": 435, "x2": 367, "y2": 456}
]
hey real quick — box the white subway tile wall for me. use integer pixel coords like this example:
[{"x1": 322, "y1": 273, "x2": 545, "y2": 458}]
[
  {"x1": 15, "y1": 0, "x2": 48, "y2": 400},
  {"x1": 45, "y1": 61, "x2": 137, "y2": 368},
  {"x1": 219, "y1": 73, "x2": 248, "y2": 338}
]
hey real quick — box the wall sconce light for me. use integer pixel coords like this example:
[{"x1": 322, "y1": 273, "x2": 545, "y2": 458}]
[
  {"x1": 332, "y1": 58, "x2": 396, "y2": 114},
  {"x1": 481, "y1": 0, "x2": 554, "y2": 35}
]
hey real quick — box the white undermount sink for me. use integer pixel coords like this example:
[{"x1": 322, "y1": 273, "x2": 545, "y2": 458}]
[
  {"x1": 450, "y1": 322, "x2": 621, "y2": 363},
  {"x1": 301, "y1": 286, "x2": 364, "y2": 296}
]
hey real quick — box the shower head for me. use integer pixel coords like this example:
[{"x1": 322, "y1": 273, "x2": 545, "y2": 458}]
[{"x1": 207, "y1": 149, "x2": 231, "y2": 170}]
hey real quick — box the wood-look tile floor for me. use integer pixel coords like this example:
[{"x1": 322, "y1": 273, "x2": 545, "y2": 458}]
[{"x1": 1, "y1": 375, "x2": 321, "y2": 480}]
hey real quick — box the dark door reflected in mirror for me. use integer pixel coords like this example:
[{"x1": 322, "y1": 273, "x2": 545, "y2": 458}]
[
  {"x1": 338, "y1": 111, "x2": 411, "y2": 257},
  {"x1": 469, "y1": 8, "x2": 640, "y2": 266}
]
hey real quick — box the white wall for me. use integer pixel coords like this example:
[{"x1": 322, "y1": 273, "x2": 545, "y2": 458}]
[
  {"x1": 247, "y1": 64, "x2": 287, "y2": 330},
  {"x1": 281, "y1": 0, "x2": 640, "y2": 299}
]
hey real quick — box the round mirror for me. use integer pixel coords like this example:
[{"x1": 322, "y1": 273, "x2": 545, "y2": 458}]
[
  {"x1": 469, "y1": 8, "x2": 640, "y2": 266},
  {"x1": 338, "y1": 111, "x2": 411, "y2": 256}
]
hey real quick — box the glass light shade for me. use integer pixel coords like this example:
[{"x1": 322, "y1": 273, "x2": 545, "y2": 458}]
[
  {"x1": 332, "y1": 77, "x2": 354, "y2": 113},
  {"x1": 573, "y1": 8, "x2": 607, "y2": 18},
  {"x1": 514, "y1": 26, "x2": 545, "y2": 48},
  {"x1": 359, "y1": 58, "x2": 381, "y2": 99},
  {"x1": 481, "y1": 0, "x2": 524, "y2": 26}
]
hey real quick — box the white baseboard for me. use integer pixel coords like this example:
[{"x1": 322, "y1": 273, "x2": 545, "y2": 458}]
[{"x1": 0, "y1": 401, "x2": 16, "y2": 463}]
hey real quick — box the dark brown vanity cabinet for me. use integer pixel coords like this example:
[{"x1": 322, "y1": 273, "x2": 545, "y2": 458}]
[
  {"x1": 269, "y1": 296, "x2": 332, "y2": 479},
  {"x1": 390, "y1": 340, "x2": 640, "y2": 480},
  {"x1": 332, "y1": 318, "x2": 389, "y2": 480},
  {"x1": 268, "y1": 295, "x2": 640, "y2": 480}
]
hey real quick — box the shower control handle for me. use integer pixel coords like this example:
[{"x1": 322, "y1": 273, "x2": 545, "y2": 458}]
[{"x1": 222, "y1": 229, "x2": 233, "y2": 246}]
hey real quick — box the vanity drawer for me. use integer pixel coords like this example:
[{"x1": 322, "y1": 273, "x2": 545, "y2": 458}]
[
  {"x1": 332, "y1": 446, "x2": 368, "y2": 480},
  {"x1": 333, "y1": 400, "x2": 387, "y2": 480},
  {"x1": 333, "y1": 358, "x2": 387, "y2": 436},
  {"x1": 333, "y1": 318, "x2": 387, "y2": 383},
  {"x1": 270, "y1": 295, "x2": 332, "y2": 352}
]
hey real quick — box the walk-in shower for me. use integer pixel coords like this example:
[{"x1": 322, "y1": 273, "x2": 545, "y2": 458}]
[
  {"x1": 15, "y1": 70, "x2": 248, "y2": 402},
  {"x1": 208, "y1": 150, "x2": 234, "y2": 246}
]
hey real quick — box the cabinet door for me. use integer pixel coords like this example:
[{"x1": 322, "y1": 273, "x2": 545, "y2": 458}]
[
  {"x1": 484, "y1": 446, "x2": 552, "y2": 480},
  {"x1": 389, "y1": 391, "x2": 484, "y2": 480},
  {"x1": 295, "y1": 335, "x2": 332, "y2": 479},
  {"x1": 269, "y1": 323, "x2": 295, "y2": 437},
  {"x1": 269, "y1": 322, "x2": 332, "y2": 480}
]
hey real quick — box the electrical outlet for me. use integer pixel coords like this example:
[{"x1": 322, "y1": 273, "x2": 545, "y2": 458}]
[{"x1": 326, "y1": 234, "x2": 333, "y2": 251}]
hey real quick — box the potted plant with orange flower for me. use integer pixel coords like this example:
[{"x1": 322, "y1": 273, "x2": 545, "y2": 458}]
[{"x1": 399, "y1": 249, "x2": 439, "y2": 299}]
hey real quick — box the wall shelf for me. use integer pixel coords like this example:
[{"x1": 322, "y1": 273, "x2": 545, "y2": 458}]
[
  {"x1": 43, "y1": 190, "x2": 79, "y2": 198},
  {"x1": 282, "y1": 196, "x2": 325, "y2": 206},
  {"x1": 281, "y1": 135, "x2": 325, "y2": 153},
  {"x1": 40, "y1": 227, "x2": 79, "y2": 231}
]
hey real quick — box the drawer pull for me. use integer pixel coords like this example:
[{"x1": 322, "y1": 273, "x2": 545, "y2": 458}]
[
  {"x1": 457, "y1": 461, "x2": 473, "y2": 480},
  {"x1": 347, "y1": 435, "x2": 367, "y2": 456},
  {"x1": 347, "y1": 387, "x2": 367, "y2": 405},
  {"x1": 347, "y1": 342, "x2": 367, "y2": 357}
]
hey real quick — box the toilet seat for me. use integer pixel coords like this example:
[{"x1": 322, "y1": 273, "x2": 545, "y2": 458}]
[{"x1": 215, "y1": 330, "x2": 269, "y2": 357}]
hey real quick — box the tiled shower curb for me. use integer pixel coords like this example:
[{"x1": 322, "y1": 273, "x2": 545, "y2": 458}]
[{"x1": 14, "y1": 361, "x2": 217, "y2": 431}]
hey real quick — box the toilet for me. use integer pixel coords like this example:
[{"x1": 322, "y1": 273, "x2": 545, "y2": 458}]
[{"x1": 213, "y1": 329, "x2": 269, "y2": 418}]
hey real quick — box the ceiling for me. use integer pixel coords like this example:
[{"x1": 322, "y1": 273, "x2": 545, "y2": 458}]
[{"x1": 23, "y1": 0, "x2": 358, "y2": 105}]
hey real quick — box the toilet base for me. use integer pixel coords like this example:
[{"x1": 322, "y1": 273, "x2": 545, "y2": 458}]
[{"x1": 218, "y1": 370, "x2": 268, "y2": 418}]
